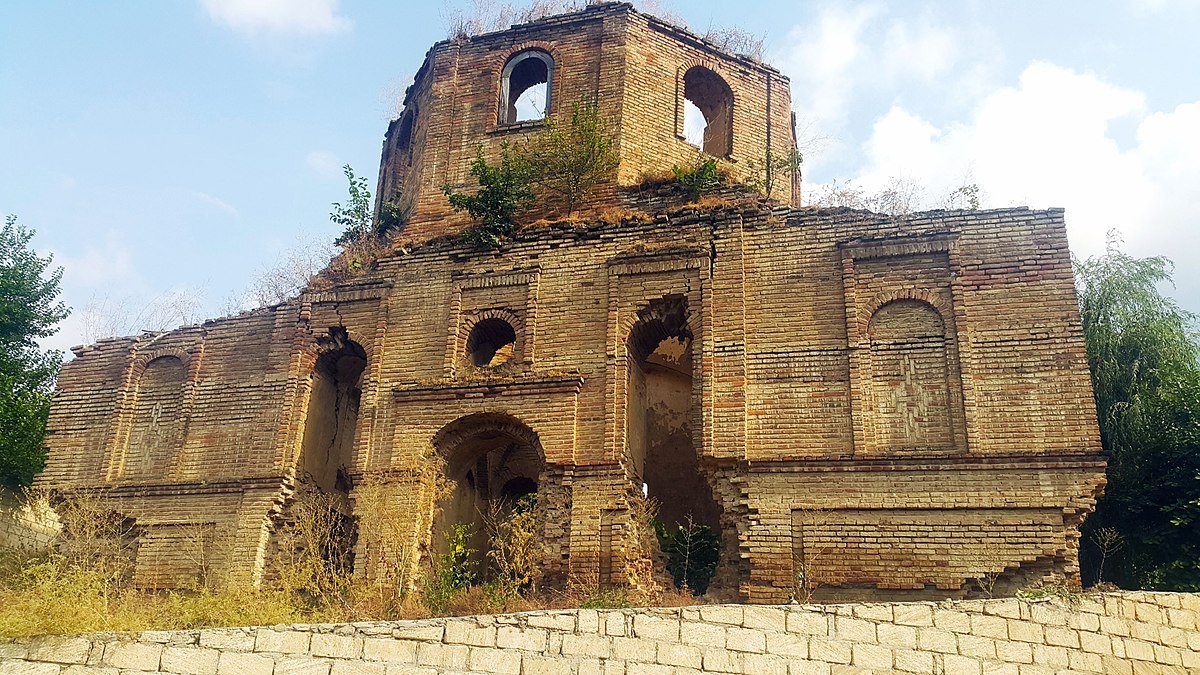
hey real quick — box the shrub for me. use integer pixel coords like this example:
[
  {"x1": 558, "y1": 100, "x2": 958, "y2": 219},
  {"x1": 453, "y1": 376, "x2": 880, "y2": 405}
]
[
  {"x1": 654, "y1": 517, "x2": 720, "y2": 595},
  {"x1": 521, "y1": 101, "x2": 618, "y2": 216},
  {"x1": 671, "y1": 156, "x2": 722, "y2": 200},
  {"x1": 744, "y1": 148, "x2": 803, "y2": 200},
  {"x1": 483, "y1": 494, "x2": 543, "y2": 595},
  {"x1": 444, "y1": 145, "x2": 536, "y2": 249},
  {"x1": 421, "y1": 523, "x2": 479, "y2": 613}
]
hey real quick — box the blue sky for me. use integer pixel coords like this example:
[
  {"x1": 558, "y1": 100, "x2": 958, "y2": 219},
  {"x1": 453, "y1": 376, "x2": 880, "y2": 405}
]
[{"x1": 3, "y1": 0, "x2": 1199, "y2": 353}]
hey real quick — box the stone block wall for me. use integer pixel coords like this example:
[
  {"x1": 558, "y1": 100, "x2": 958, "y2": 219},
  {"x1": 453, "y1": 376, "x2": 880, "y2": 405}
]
[
  {"x1": 3, "y1": 592, "x2": 1198, "y2": 673},
  {"x1": 0, "y1": 489, "x2": 61, "y2": 551}
]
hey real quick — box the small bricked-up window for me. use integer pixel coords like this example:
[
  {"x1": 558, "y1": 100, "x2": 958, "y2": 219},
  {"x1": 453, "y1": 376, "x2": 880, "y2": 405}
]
[
  {"x1": 682, "y1": 66, "x2": 734, "y2": 157},
  {"x1": 396, "y1": 105, "x2": 417, "y2": 161},
  {"x1": 467, "y1": 317, "x2": 517, "y2": 367},
  {"x1": 499, "y1": 50, "x2": 553, "y2": 124}
]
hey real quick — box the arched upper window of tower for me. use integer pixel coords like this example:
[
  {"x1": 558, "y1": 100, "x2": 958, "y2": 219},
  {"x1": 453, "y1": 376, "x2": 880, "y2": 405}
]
[
  {"x1": 682, "y1": 66, "x2": 734, "y2": 157},
  {"x1": 500, "y1": 50, "x2": 553, "y2": 125}
]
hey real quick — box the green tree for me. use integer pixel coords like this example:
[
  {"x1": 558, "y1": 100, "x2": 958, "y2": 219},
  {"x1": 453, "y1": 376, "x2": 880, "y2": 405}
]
[
  {"x1": 331, "y1": 165, "x2": 374, "y2": 246},
  {"x1": 1076, "y1": 233, "x2": 1200, "y2": 590},
  {"x1": 0, "y1": 215, "x2": 69, "y2": 488},
  {"x1": 521, "y1": 101, "x2": 618, "y2": 217},
  {"x1": 443, "y1": 145, "x2": 536, "y2": 249}
]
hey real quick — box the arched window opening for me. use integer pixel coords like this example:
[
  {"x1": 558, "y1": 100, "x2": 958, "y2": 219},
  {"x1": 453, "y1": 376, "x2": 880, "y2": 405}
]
[
  {"x1": 867, "y1": 300, "x2": 956, "y2": 452},
  {"x1": 466, "y1": 317, "x2": 517, "y2": 368},
  {"x1": 626, "y1": 297, "x2": 720, "y2": 534},
  {"x1": 433, "y1": 414, "x2": 545, "y2": 583},
  {"x1": 299, "y1": 330, "x2": 367, "y2": 493},
  {"x1": 396, "y1": 105, "x2": 417, "y2": 159},
  {"x1": 125, "y1": 355, "x2": 188, "y2": 481},
  {"x1": 682, "y1": 66, "x2": 734, "y2": 157},
  {"x1": 500, "y1": 50, "x2": 553, "y2": 124}
]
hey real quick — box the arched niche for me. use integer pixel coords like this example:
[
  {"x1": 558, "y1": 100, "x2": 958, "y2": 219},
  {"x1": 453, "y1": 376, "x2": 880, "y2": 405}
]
[
  {"x1": 124, "y1": 355, "x2": 188, "y2": 481},
  {"x1": 431, "y1": 412, "x2": 545, "y2": 579},
  {"x1": 299, "y1": 328, "x2": 367, "y2": 493},
  {"x1": 866, "y1": 299, "x2": 960, "y2": 452}
]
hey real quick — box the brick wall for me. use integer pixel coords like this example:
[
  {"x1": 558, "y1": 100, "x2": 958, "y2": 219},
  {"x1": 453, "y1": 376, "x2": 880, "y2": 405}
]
[{"x1": 3, "y1": 592, "x2": 1197, "y2": 674}]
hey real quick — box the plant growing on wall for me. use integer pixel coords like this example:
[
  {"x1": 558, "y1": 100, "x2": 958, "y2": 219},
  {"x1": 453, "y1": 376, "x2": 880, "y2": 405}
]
[
  {"x1": 521, "y1": 100, "x2": 618, "y2": 217},
  {"x1": 671, "y1": 156, "x2": 723, "y2": 200},
  {"x1": 653, "y1": 516, "x2": 720, "y2": 595},
  {"x1": 744, "y1": 148, "x2": 803, "y2": 200},
  {"x1": 443, "y1": 145, "x2": 536, "y2": 249}
]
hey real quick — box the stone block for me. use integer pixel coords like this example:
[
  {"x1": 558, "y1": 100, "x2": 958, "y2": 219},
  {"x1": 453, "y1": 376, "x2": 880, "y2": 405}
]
[
  {"x1": 956, "y1": 634, "x2": 996, "y2": 659},
  {"x1": 390, "y1": 625, "x2": 443, "y2": 642},
  {"x1": 27, "y1": 637, "x2": 91, "y2": 665},
  {"x1": 942, "y1": 654, "x2": 983, "y2": 674},
  {"x1": 217, "y1": 651, "x2": 275, "y2": 675},
  {"x1": 161, "y1": 646, "x2": 219, "y2": 674},
  {"x1": 807, "y1": 638, "x2": 852, "y2": 664},
  {"x1": 443, "y1": 621, "x2": 495, "y2": 647},
  {"x1": 330, "y1": 661, "x2": 387, "y2": 675},
  {"x1": 104, "y1": 642, "x2": 162, "y2": 671},
  {"x1": 199, "y1": 630, "x2": 255, "y2": 652},
  {"x1": 699, "y1": 606, "x2": 744, "y2": 626},
  {"x1": 852, "y1": 605, "x2": 893, "y2": 622},
  {"x1": 274, "y1": 656, "x2": 333, "y2": 675},
  {"x1": 893, "y1": 649, "x2": 933, "y2": 673},
  {"x1": 655, "y1": 642, "x2": 701, "y2": 668},
  {"x1": 610, "y1": 637, "x2": 657, "y2": 662},
  {"x1": 765, "y1": 631, "x2": 808, "y2": 658},
  {"x1": 916, "y1": 628, "x2": 956, "y2": 654},
  {"x1": 850, "y1": 643, "x2": 892, "y2": 670},
  {"x1": 311, "y1": 634, "x2": 363, "y2": 660},
  {"x1": 876, "y1": 623, "x2": 916, "y2": 648},
  {"x1": 741, "y1": 653, "x2": 789, "y2": 675},
  {"x1": 679, "y1": 621, "x2": 725, "y2": 648},
  {"x1": 932, "y1": 610, "x2": 971, "y2": 633},
  {"x1": 496, "y1": 626, "x2": 548, "y2": 651},
  {"x1": 972, "y1": 614, "x2": 1009, "y2": 640},
  {"x1": 1079, "y1": 630, "x2": 1112, "y2": 655},
  {"x1": 893, "y1": 605, "x2": 934, "y2": 626},
  {"x1": 467, "y1": 647, "x2": 521, "y2": 674},
  {"x1": 742, "y1": 606, "x2": 787, "y2": 630},
  {"x1": 521, "y1": 654, "x2": 574, "y2": 675},
  {"x1": 833, "y1": 617, "x2": 876, "y2": 643},
  {"x1": 415, "y1": 643, "x2": 469, "y2": 671},
  {"x1": 1006, "y1": 620, "x2": 1043, "y2": 643},
  {"x1": 632, "y1": 615, "x2": 678, "y2": 642},
  {"x1": 786, "y1": 611, "x2": 829, "y2": 636},
  {"x1": 724, "y1": 627, "x2": 766, "y2": 653},
  {"x1": 994, "y1": 640, "x2": 1033, "y2": 664},
  {"x1": 255, "y1": 629, "x2": 311, "y2": 654},
  {"x1": 1031, "y1": 644, "x2": 1069, "y2": 668},
  {"x1": 362, "y1": 638, "x2": 416, "y2": 663},
  {"x1": 701, "y1": 646, "x2": 742, "y2": 673},
  {"x1": 560, "y1": 634, "x2": 611, "y2": 659}
]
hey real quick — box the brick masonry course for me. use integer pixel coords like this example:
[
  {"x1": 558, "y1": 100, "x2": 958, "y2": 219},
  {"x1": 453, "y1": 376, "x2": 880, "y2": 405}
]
[{"x1": 2, "y1": 592, "x2": 1197, "y2": 674}]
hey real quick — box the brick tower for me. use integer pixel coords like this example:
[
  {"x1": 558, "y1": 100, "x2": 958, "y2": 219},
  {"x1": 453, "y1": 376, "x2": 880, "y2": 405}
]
[{"x1": 375, "y1": 2, "x2": 799, "y2": 239}]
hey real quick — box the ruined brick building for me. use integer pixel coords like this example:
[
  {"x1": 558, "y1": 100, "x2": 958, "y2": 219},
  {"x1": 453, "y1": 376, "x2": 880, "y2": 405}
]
[{"x1": 40, "y1": 3, "x2": 1106, "y2": 602}]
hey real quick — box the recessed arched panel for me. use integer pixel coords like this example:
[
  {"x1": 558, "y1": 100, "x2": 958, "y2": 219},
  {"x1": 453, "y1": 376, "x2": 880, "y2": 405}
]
[
  {"x1": 866, "y1": 300, "x2": 958, "y2": 452},
  {"x1": 125, "y1": 356, "x2": 188, "y2": 481}
]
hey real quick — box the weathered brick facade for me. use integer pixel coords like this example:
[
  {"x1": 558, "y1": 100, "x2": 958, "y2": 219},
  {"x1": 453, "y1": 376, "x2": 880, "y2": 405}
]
[{"x1": 39, "y1": 3, "x2": 1104, "y2": 603}]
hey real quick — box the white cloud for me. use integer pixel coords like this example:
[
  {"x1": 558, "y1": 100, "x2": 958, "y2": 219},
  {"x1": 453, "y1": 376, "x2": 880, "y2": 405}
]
[
  {"x1": 50, "y1": 237, "x2": 136, "y2": 288},
  {"x1": 190, "y1": 190, "x2": 239, "y2": 217},
  {"x1": 881, "y1": 18, "x2": 959, "y2": 83},
  {"x1": 833, "y1": 62, "x2": 1200, "y2": 308},
  {"x1": 305, "y1": 150, "x2": 343, "y2": 178},
  {"x1": 201, "y1": 0, "x2": 352, "y2": 35}
]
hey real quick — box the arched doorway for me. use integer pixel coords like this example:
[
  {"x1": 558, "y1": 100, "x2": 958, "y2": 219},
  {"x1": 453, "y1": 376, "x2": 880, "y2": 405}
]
[
  {"x1": 431, "y1": 413, "x2": 545, "y2": 580},
  {"x1": 299, "y1": 328, "x2": 367, "y2": 493},
  {"x1": 626, "y1": 295, "x2": 721, "y2": 533}
]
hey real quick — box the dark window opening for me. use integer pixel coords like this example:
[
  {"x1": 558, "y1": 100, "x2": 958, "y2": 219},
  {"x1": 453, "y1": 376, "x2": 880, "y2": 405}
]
[
  {"x1": 500, "y1": 50, "x2": 553, "y2": 124},
  {"x1": 682, "y1": 66, "x2": 734, "y2": 157},
  {"x1": 467, "y1": 318, "x2": 517, "y2": 368}
]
